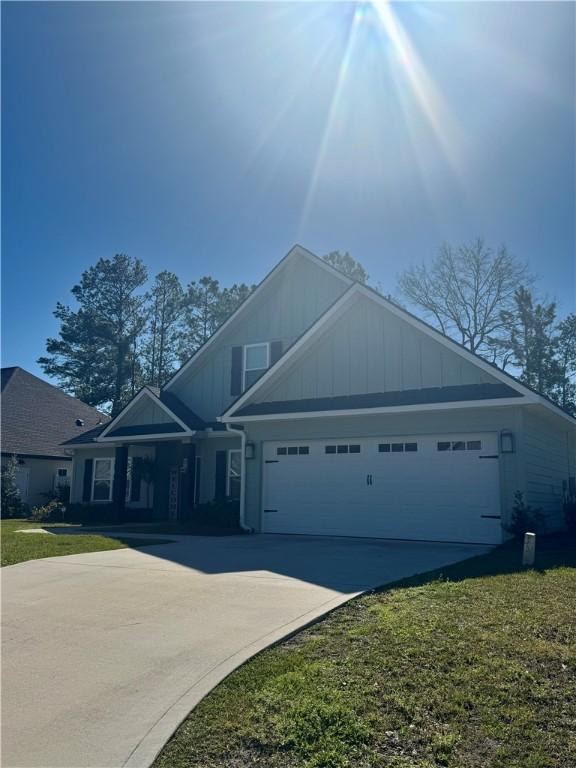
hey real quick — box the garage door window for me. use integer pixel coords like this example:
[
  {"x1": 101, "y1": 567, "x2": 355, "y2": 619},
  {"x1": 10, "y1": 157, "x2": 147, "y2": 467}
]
[
  {"x1": 379, "y1": 443, "x2": 418, "y2": 453},
  {"x1": 276, "y1": 446, "x2": 309, "y2": 456},
  {"x1": 437, "y1": 440, "x2": 483, "y2": 452},
  {"x1": 325, "y1": 444, "x2": 361, "y2": 454}
]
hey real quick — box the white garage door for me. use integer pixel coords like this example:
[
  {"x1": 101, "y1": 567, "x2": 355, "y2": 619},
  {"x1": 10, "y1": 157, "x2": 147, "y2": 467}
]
[{"x1": 262, "y1": 433, "x2": 502, "y2": 544}]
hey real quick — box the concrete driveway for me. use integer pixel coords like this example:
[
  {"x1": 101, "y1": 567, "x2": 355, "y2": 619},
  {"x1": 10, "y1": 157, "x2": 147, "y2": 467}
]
[{"x1": 2, "y1": 533, "x2": 488, "y2": 768}]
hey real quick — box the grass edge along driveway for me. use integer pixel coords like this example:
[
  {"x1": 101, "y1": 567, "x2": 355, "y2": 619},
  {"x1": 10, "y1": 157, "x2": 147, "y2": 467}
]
[
  {"x1": 154, "y1": 535, "x2": 576, "y2": 768},
  {"x1": 1, "y1": 518, "x2": 169, "y2": 567}
]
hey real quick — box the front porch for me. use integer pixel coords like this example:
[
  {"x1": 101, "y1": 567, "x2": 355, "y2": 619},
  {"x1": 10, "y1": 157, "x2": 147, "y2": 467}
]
[{"x1": 71, "y1": 433, "x2": 242, "y2": 524}]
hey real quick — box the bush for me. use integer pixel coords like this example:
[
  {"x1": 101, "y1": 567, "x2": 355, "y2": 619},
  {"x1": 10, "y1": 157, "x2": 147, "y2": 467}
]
[
  {"x1": 564, "y1": 483, "x2": 576, "y2": 536},
  {"x1": 29, "y1": 499, "x2": 66, "y2": 523},
  {"x1": 506, "y1": 491, "x2": 545, "y2": 538},
  {"x1": 185, "y1": 499, "x2": 240, "y2": 530},
  {"x1": 1, "y1": 456, "x2": 27, "y2": 518}
]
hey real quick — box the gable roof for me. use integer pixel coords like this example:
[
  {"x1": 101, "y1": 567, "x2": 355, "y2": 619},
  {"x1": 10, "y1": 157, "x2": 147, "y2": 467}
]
[
  {"x1": 1, "y1": 367, "x2": 109, "y2": 458},
  {"x1": 96, "y1": 386, "x2": 204, "y2": 441},
  {"x1": 220, "y1": 282, "x2": 576, "y2": 426},
  {"x1": 163, "y1": 244, "x2": 352, "y2": 391}
]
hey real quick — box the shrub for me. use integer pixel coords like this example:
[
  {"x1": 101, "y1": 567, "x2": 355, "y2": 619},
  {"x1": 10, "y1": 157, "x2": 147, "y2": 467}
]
[
  {"x1": 506, "y1": 491, "x2": 545, "y2": 538},
  {"x1": 563, "y1": 482, "x2": 576, "y2": 536},
  {"x1": 29, "y1": 499, "x2": 66, "y2": 523},
  {"x1": 184, "y1": 500, "x2": 240, "y2": 529},
  {"x1": 1, "y1": 456, "x2": 26, "y2": 518}
]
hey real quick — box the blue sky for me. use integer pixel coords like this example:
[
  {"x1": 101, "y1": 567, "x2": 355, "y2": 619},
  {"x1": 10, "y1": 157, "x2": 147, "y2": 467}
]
[{"x1": 2, "y1": 1, "x2": 574, "y2": 378}]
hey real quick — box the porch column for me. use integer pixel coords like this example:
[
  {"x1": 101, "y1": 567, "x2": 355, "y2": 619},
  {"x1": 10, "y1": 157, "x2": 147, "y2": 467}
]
[
  {"x1": 113, "y1": 445, "x2": 129, "y2": 517},
  {"x1": 180, "y1": 442, "x2": 196, "y2": 519}
]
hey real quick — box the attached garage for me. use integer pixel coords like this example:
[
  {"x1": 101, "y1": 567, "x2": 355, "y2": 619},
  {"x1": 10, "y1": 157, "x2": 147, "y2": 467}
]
[{"x1": 262, "y1": 433, "x2": 502, "y2": 544}]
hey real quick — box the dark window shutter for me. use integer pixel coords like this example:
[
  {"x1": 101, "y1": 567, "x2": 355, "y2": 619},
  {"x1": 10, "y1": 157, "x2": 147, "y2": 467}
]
[
  {"x1": 82, "y1": 458, "x2": 93, "y2": 502},
  {"x1": 231, "y1": 346, "x2": 243, "y2": 396},
  {"x1": 215, "y1": 450, "x2": 227, "y2": 501},
  {"x1": 270, "y1": 340, "x2": 283, "y2": 365},
  {"x1": 130, "y1": 458, "x2": 142, "y2": 502}
]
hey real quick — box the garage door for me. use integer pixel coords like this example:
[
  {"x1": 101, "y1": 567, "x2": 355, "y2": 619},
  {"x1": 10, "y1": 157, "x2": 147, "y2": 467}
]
[{"x1": 262, "y1": 433, "x2": 502, "y2": 544}]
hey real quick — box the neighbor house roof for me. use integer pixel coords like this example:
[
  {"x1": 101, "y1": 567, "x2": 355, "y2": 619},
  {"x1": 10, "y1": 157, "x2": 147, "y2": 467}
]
[
  {"x1": 1, "y1": 367, "x2": 109, "y2": 458},
  {"x1": 232, "y1": 383, "x2": 523, "y2": 418}
]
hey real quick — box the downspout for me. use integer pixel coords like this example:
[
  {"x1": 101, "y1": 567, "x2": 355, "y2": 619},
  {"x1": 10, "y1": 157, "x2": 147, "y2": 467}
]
[{"x1": 225, "y1": 424, "x2": 253, "y2": 533}]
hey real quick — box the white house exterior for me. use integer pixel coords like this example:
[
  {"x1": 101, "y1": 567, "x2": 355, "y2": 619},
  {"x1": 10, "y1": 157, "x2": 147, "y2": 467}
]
[{"x1": 66, "y1": 245, "x2": 576, "y2": 544}]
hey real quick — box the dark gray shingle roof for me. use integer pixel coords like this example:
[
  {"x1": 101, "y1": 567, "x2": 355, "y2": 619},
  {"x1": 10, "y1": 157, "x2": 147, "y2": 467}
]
[
  {"x1": 1, "y1": 367, "x2": 109, "y2": 457},
  {"x1": 232, "y1": 383, "x2": 522, "y2": 417}
]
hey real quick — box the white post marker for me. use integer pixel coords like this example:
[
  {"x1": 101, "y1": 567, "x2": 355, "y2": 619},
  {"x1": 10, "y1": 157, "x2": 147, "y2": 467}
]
[{"x1": 522, "y1": 532, "x2": 536, "y2": 567}]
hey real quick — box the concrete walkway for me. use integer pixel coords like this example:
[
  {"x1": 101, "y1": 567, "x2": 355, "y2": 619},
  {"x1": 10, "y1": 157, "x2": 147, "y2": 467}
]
[{"x1": 2, "y1": 534, "x2": 488, "y2": 768}]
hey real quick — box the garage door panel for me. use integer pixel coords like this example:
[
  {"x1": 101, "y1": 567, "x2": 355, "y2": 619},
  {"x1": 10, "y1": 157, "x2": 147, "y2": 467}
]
[{"x1": 262, "y1": 434, "x2": 501, "y2": 544}]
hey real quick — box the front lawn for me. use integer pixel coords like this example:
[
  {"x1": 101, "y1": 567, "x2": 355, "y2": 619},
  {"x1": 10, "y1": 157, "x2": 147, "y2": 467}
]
[
  {"x1": 1, "y1": 519, "x2": 169, "y2": 567},
  {"x1": 154, "y1": 536, "x2": 576, "y2": 768}
]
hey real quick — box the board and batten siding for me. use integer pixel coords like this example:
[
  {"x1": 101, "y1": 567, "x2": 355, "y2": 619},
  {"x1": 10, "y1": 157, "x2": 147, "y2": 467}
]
[
  {"x1": 112, "y1": 398, "x2": 174, "y2": 429},
  {"x1": 242, "y1": 406, "x2": 524, "y2": 536},
  {"x1": 257, "y1": 294, "x2": 501, "y2": 404},
  {"x1": 167, "y1": 254, "x2": 349, "y2": 421},
  {"x1": 521, "y1": 406, "x2": 576, "y2": 531}
]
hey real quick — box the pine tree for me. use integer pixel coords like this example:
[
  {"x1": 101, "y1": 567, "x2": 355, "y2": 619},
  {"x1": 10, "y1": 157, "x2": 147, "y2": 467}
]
[
  {"x1": 553, "y1": 314, "x2": 576, "y2": 414},
  {"x1": 142, "y1": 271, "x2": 185, "y2": 387},
  {"x1": 179, "y1": 276, "x2": 221, "y2": 359},
  {"x1": 39, "y1": 254, "x2": 148, "y2": 414},
  {"x1": 323, "y1": 251, "x2": 369, "y2": 283},
  {"x1": 500, "y1": 287, "x2": 561, "y2": 395}
]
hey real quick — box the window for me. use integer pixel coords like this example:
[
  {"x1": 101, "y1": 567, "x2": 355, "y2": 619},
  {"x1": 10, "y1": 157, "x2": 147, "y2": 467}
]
[
  {"x1": 437, "y1": 440, "x2": 483, "y2": 452},
  {"x1": 325, "y1": 444, "x2": 361, "y2": 454},
  {"x1": 243, "y1": 343, "x2": 270, "y2": 389},
  {"x1": 325, "y1": 445, "x2": 336, "y2": 454},
  {"x1": 57, "y1": 468, "x2": 68, "y2": 477},
  {"x1": 380, "y1": 442, "x2": 418, "y2": 453},
  {"x1": 92, "y1": 458, "x2": 114, "y2": 501},
  {"x1": 337, "y1": 445, "x2": 349, "y2": 454},
  {"x1": 277, "y1": 446, "x2": 309, "y2": 456},
  {"x1": 349, "y1": 445, "x2": 361, "y2": 453},
  {"x1": 227, "y1": 450, "x2": 242, "y2": 500}
]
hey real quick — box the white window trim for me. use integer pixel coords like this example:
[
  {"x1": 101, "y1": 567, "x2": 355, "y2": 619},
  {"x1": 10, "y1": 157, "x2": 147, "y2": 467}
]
[
  {"x1": 243, "y1": 342, "x2": 270, "y2": 392},
  {"x1": 226, "y1": 449, "x2": 242, "y2": 497},
  {"x1": 91, "y1": 457, "x2": 115, "y2": 502}
]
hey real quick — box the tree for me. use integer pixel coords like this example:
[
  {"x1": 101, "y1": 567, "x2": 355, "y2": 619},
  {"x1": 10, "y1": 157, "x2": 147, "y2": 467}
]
[
  {"x1": 553, "y1": 314, "x2": 576, "y2": 414},
  {"x1": 142, "y1": 271, "x2": 185, "y2": 387},
  {"x1": 38, "y1": 304, "x2": 114, "y2": 406},
  {"x1": 323, "y1": 251, "x2": 369, "y2": 284},
  {"x1": 178, "y1": 278, "x2": 254, "y2": 361},
  {"x1": 498, "y1": 287, "x2": 560, "y2": 395},
  {"x1": 39, "y1": 254, "x2": 148, "y2": 414},
  {"x1": 397, "y1": 239, "x2": 530, "y2": 364},
  {"x1": 179, "y1": 276, "x2": 221, "y2": 359},
  {"x1": 213, "y1": 283, "x2": 254, "y2": 328}
]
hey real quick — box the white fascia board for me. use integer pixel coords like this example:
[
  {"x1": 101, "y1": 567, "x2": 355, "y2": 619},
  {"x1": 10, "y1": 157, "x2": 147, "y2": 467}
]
[
  {"x1": 97, "y1": 431, "x2": 195, "y2": 443},
  {"x1": 219, "y1": 286, "x2": 359, "y2": 419},
  {"x1": 165, "y1": 245, "x2": 352, "y2": 391},
  {"x1": 222, "y1": 397, "x2": 529, "y2": 423},
  {"x1": 97, "y1": 388, "x2": 191, "y2": 440}
]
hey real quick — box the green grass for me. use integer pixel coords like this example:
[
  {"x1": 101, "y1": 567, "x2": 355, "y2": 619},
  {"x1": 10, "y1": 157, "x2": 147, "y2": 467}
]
[
  {"x1": 154, "y1": 536, "x2": 576, "y2": 768},
  {"x1": 1, "y1": 518, "x2": 169, "y2": 567}
]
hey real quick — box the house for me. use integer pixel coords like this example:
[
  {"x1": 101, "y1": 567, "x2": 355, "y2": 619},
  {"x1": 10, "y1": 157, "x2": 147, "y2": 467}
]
[
  {"x1": 1, "y1": 367, "x2": 108, "y2": 507},
  {"x1": 65, "y1": 246, "x2": 576, "y2": 544}
]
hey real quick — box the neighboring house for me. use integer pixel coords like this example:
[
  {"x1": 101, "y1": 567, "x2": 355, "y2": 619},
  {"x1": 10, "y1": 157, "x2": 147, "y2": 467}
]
[
  {"x1": 66, "y1": 245, "x2": 576, "y2": 544},
  {"x1": 1, "y1": 367, "x2": 108, "y2": 507}
]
